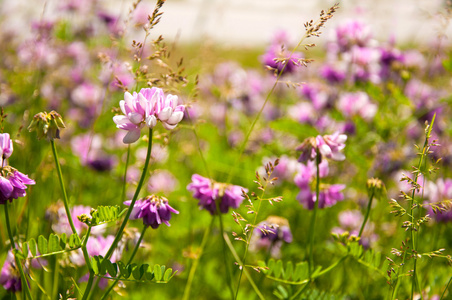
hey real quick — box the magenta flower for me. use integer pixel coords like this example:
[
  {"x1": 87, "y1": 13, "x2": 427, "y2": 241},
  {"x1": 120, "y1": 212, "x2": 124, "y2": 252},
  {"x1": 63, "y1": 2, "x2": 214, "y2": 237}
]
[
  {"x1": 294, "y1": 160, "x2": 345, "y2": 210},
  {"x1": 250, "y1": 216, "x2": 292, "y2": 258},
  {"x1": 0, "y1": 251, "x2": 21, "y2": 292},
  {"x1": 0, "y1": 133, "x2": 13, "y2": 167},
  {"x1": 124, "y1": 195, "x2": 179, "y2": 229},
  {"x1": 0, "y1": 169, "x2": 35, "y2": 205},
  {"x1": 187, "y1": 174, "x2": 246, "y2": 215}
]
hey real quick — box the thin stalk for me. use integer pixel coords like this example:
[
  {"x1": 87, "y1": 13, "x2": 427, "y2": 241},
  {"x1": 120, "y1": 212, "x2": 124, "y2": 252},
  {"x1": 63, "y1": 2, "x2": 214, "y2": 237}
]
[
  {"x1": 81, "y1": 227, "x2": 95, "y2": 300},
  {"x1": 100, "y1": 226, "x2": 148, "y2": 300},
  {"x1": 393, "y1": 115, "x2": 435, "y2": 300},
  {"x1": 225, "y1": 31, "x2": 310, "y2": 185},
  {"x1": 104, "y1": 128, "x2": 153, "y2": 261},
  {"x1": 215, "y1": 200, "x2": 235, "y2": 300},
  {"x1": 359, "y1": 189, "x2": 375, "y2": 238},
  {"x1": 440, "y1": 276, "x2": 452, "y2": 300},
  {"x1": 183, "y1": 217, "x2": 215, "y2": 300},
  {"x1": 307, "y1": 152, "x2": 321, "y2": 277},
  {"x1": 51, "y1": 258, "x2": 60, "y2": 300},
  {"x1": 223, "y1": 234, "x2": 265, "y2": 300},
  {"x1": 4, "y1": 204, "x2": 33, "y2": 300},
  {"x1": 50, "y1": 140, "x2": 77, "y2": 235},
  {"x1": 235, "y1": 177, "x2": 269, "y2": 299},
  {"x1": 121, "y1": 145, "x2": 131, "y2": 202}
]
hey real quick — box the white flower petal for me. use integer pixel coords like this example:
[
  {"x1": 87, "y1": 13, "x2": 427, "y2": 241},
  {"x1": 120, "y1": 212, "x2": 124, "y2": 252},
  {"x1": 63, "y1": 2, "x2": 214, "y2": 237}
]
[
  {"x1": 167, "y1": 111, "x2": 184, "y2": 125},
  {"x1": 123, "y1": 130, "x2": 141, "y2": 144},
  {"x1": 158, "y1": 107, "x2": 172, "y2": 121}
]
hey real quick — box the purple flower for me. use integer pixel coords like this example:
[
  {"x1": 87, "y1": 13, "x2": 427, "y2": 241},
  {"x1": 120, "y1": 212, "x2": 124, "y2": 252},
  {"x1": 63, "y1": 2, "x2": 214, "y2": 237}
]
[
  {"x1": 124, "y1": 195, "x2": 179, "y2": 229},
  {"x1": 320, "y1": 64, "x2": 346, "y2": 84},
  {"x1": 0, "y1": 169, "x2": 35, "y2": 205},
  {"x1": 425, "y1": 178, "x2": 452, "y2": 222},
  {"x1": 148, "y1": 170, "x2": 179, "y2": 194},
  {"x1": 250, "y1": 216, "x2": 292, "y2": 258},
  {"x1": 332, "y1": 20, "x2": 373, "y2": 52},
  {"x1": 0, "y1": 251, "x2": 21, "y2": 292},
  {"x1": 294, "y1": 160, "x2": 345, "y2": 210},
  {"x1": 0, "y1": 133, "x2": 13, "y2": 167},
  {"x1": 261, "y1": 45, "x2": 303, "y2": 75},
  {"x1": 187, "y1": 174, "x2": 247, "y2": 215}
]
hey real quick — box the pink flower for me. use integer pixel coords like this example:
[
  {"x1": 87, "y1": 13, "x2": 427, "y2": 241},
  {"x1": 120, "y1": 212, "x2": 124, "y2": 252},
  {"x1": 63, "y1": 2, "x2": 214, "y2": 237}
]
[
  {"x1": 0, "y1": 133, "x2": 13, "y2": 167},
  {"x1": 113, "y1": 88, "x2": 185, "y2": 144},
  {"x1": 316, "y1": 132, "x2": 347, "y2": 161},
  {"x1": 337, "y1": 92, "x2": 377, "y2": 121},
  {"x1": 0, "y1": 170, "x2": 35, "y2": 205}
]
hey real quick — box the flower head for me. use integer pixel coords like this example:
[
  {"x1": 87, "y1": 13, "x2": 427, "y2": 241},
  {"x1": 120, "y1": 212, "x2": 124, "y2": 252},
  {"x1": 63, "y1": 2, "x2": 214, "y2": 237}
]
[
  {"x1": 28, "y1": 111, "x2": 66, "y2": 140},
  {"x1": 0, "y1": 133, "x2": 13, "y2": 167},
  {"x1": 124, "y1": 195, "x2": 179, "y2": 229},
  {"x1": 0, "y1": 251, "x2": 21, "y2": 292},
  {"x1": 250, "y1": 216, "x2": 292, "y2": 258},
  {"x1": 113, "y1": 87, "x2": 185, "y2": 144},
  {"x1": 0, "y1": 168, "x2": 35, "y2": 205},
  {"x1": 187, "y1": 174, "x2": 246, "y2": 215}
]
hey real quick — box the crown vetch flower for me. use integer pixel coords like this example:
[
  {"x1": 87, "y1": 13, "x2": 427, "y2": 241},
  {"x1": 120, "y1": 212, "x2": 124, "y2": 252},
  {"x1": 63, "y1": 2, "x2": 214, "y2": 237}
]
[
  {"x1": 145, "y1": 88, "x2": 185, "y2": 130},
  {"x1": 0, "y1": 133, "x2": 13, "y2": 167},
  {"x1": 297, "y1": 132, "x2": 347, "y2": 162},
  {"x1": 250, "y1": 216, "x2": 292, "y2": 258},
  {"x1": 28, "y1": 111, "x2": 66, "y2": 140},
  {"x1": 124, "y1": 195, "x2": 179, "y2": 229},
  {"x1": 113, "y1": 91, "x2": 155, "y2": 144},
  {"x1": 0, "y1": 251, "x2": 21, "y2": 292},
  {"x1": 113, "y1": 87, "x2": 185, "y2": 144},
  {"x1": 0, "y1": 168, "x2": 35, "y2": 204},
  {"x1": 187, "y1": 174, "x2": 247, "y2": 215}
]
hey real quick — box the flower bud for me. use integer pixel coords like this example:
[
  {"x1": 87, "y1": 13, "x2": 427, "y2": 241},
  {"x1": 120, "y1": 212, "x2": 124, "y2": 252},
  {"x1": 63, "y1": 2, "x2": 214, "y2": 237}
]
[{"x1": 28, "y1": 111, "x2": 66, "y2": 140}]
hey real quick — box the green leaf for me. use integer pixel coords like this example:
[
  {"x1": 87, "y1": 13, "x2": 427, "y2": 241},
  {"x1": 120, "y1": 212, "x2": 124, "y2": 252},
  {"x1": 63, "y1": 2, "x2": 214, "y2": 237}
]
[
  {"x1": 90, "y1": 206, "x2": 122, "y2": 226},
  {"x1": 284, "y1": 261, "x2": 293, "y2": 280},
  {"x1": 118, "y1": 261, "x2": 128, "y2": 278},
  {"x1": 48, "y1": 234, "x2": 61, "y2": 253},
  {"x1": 274, "y1": 260, "x2": 283, "y2": 278},
  {"x1": 37, "y1": 235, "x2": 48, "y2": 255},
  {"x1": 22, "y1": 242, "x2": 29, "y2": 258},
  {"x1": 293, "y1": 262, "x2": 308, "y2": 281},
  {"x1": 28, "y1": 238, "x2": 37, "y2": 257},
  {"x1": 145, "y1": 269, "x2": 155, "y2": 281},
  {"x1": 163, "y1": 268, "x2": 173, "y2": 282},
  {"x1": 154, "y1": 264, "x2": 162, "y2": 281},
  {"x1": 106, "y1": 262, "x2": 118, "y2": 278},
  {"x1": 267, "y1": 259, "x2": 275, "y2": 276}
]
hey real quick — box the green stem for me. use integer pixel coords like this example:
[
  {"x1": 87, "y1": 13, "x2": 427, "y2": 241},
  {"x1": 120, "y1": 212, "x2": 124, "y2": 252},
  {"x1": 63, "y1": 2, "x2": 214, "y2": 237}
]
[
  {"x1": 51, "y1": 258, "x2": 60, "y2": 300},
  {"x1": 100, "y1": 226, "x2": 148, "y2": 300},
  {"x1": 81, "y1": 227, "x2": 94, "y2": 300},
  {"x1": 4, "y1": 204, "x2": 33, "y2": 300},
  {"x1": 50, "y1": 140, "x2": 77, "y2": 235},
  {"x1": 308, "y1": 152, "x2": 321, "y2": 277},
  {"x1": 183, "y1": 217, "x2": 215, "y2": 300},
  {"x1": 440, "y1": 276, "x2": 452, "y2": 300},
  {"x1": 223, "y1": 234, "x2": 265, "y2": 300},
  {"x1": 121, "y1": 145, "x2": 131, "y2": 203},
  {"x1": 359, "y1": 190, "x2": 374, "y2": 238},
  {"x1": 104, "y1": 128, "x2": 153, "y2": 261},
  {"x1": 225, "y1": 32, "x2": 309, "y2": 184},
  {"x1": 215, "y1": 200, "x2": 235, "y2": 300}
]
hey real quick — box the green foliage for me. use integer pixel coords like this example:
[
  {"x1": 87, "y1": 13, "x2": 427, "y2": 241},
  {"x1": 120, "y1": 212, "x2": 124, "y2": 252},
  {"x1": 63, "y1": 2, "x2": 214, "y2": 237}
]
[
  {"x1": 88, "y1": 205, "x2": 125, "y2": 227},
  {"x1": 90, "y1": 256, "x2": 177, "y2": 283},
  {"x1": 21, "y1": 233, "x2": 82, "y2": 259}
]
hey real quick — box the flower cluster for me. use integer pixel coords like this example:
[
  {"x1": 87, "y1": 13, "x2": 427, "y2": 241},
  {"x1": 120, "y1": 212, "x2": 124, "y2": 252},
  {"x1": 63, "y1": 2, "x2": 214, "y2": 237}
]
[
  {"x1": 0, "y1": 133, "x2": 35, "y2": 205},
  {"x1": 113, "y1": 87, "x2": 185, "y2": 144},
  {"x1": 187, "y1": 174, "x2": 246, "y2": 215},
  {"x1": 296, "y1": 132, "x2": 347, "y2": 162},
  {"x1": 250, "y1": 216, "x2": 293, "y2": 258},
  {"x1": 294, "y1": 159, "x2": 345, "y2": 209},
  {"x1": 124, "y1": 195, "x2": 179, "y2": 229},
  {"x1": 331, "y1": 210, "x2": 378, "y2": 248}
]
